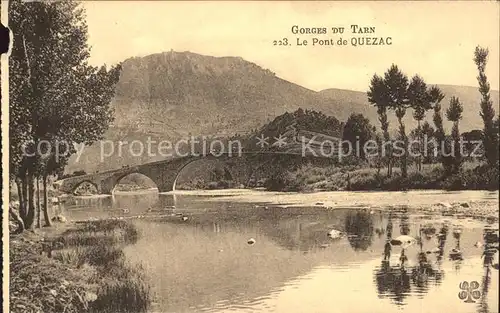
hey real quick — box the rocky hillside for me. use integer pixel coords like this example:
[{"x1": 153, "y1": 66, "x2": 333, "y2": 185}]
[{"x1": 112, "y1": 51, "x2": 338, "y2": 138}]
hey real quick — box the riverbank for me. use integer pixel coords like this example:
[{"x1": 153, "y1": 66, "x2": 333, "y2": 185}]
[
  {"x1": 9, "y1": 220, "x2": 151, "y2": 313},
  {"x1": 265, "y1": 162, "x2": 499, "y2": 192}
]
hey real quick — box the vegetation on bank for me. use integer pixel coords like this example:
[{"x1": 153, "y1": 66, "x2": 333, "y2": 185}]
[
  {"x1": 10, "y1": 220, "x2": 151, "y2": 313},
  {"x1": 265, "y1": 162, "x2": 499, "y2": 192},
  {"x1": 266, "y1": 46, "x2": 498, "y2": 192}
]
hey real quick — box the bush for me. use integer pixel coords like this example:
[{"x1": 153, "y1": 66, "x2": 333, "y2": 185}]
[
  {"x1": 265, "y1": 170, "x2": 302, "y2": 191},
  {"x1": 441, "y1": 164, "x2": 499, "y2": 190},
  {"x1": 263, "y1": 160, "x2": 498, "y2": 192}
]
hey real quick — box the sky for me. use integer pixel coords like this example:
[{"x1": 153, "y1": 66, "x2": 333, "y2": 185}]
[{"x1": 83, "y1": 1, "x2": 499, "y2": 92}]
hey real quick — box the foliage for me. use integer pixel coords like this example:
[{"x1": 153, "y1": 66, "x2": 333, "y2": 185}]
[
  {"x1": 368, "y1": 66, "x2": 445, "y2": 178},
  {"x1": 385, "y1": 66, "x2": 410, "y2": 178},
  {"x1": 368, "y1": 74, "x2": 393, "y2": 176},
  {"x1": 409, "y1": 76, "x2": 431, "y2": 122},
  {"x1": 409, "y1": 121, "x2": 437, "y2": 164},
  {"x1": 441, "y1": 164, "x2": 499, "y2": 191},
  {"x1": 430, "y1": 86, "x2": 446, "y2": 142},
  {"x1": 474, "y1": 46, "x2": 499, "y2": 167},
  {"x1": 342, "y1": 113, "x2": 376, "y2": 160},
  {"x1": 264, "y1": 161, "x2": 496, "y2": 192},
  {"x1": 264, "y1": 169, "x2": 302, "y2": 191},
  {"x1": 462, "y1": 129, "x2": 484, "y2": 158},
  {"x1": 446, "y1": 96, "x2": 464, "y2": 122},
  {"x1": 445, "y1": 96, "x2": 464, "y2": 173},
  {"x1": 9, "y1": 0, "x2": 121, "y2": 229},
  {"x1": 408, "y1": 75, "x2": 432, "y2": 171},
  {"x1": 247, "y1": 108, "x2": 342, "y2": 151}
]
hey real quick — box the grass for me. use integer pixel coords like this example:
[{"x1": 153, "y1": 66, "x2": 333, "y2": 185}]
[
  {"x1": 54, "y1": 220, "x2": 150, "y2": 313},
  {"x1": 11, "y1": 219, "x2": 151, "y2": 313},
  {"x1": 59, "y1": 219, "x2": 139, "y2": 247},
  {"x1": 90, "y1": 263, "x2": 151, "y2": 313},
  {"x1": 10, "y1": 238, "x2": 99, "y2": 313},
  {"x1": 53, "y1": 244, "x2": 151, "y2": 313}
]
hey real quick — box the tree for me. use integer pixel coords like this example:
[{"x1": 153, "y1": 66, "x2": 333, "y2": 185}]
[
  {"x1": 373, "y1": 132, "x2": 384, "y2": 174},
  {"x1": 9, "y1": 0, "x2": 121, "y2": 230},
  {"x1": 430, "y1": 86, "x2": 447, "y2": 169},
  {"x1": 368, "y1": 74, "x2": 393, "y2": 176},
  {"x1": 474, "y1": 46, "x2": 498, "y2": 167},
  {"x1": 420, "y1": 121, "x2": 436, "y2": 164},
  {"x1": 446, "y1": 97, "x2": 464, "y2": 173},
  {"x1": 342, "y1": 113, "x2": 375, "y2": 160},
  {"x1": 462, "y1": 129, "x2": 483, "y2": 160},
  {"x1": 409, "y1": 121, "x2": 436, "y2": 165},
  {"x1": 383, "y1": 65, "x2": 410, "y2": 178},
  {"x1": 408, "y1": 75, "x2": 432, "y2": 171}
]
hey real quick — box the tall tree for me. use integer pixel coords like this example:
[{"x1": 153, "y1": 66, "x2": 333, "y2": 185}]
[
  {"x1": 342, "y1": 113, "x2": 375, "y2": 160},
  {"x1": 494, "y1": 115, "x2": 500, "y2": 142},
  {"x1": 420, "y1": 121, "x2": 436, "y2": 164},
  {"x1": 430, "y1": 86, "x2": 446, "y2": 164},
  {"x1": 9, "y1": 0, "x2": 121, "y2": 229},
  {"x1": 473, "y1": 46, "x2": 498, "y2": 166},
  {"x1": 408, "y1": 75, "x2": 431, "y2": 171},
  {"x1": 446, "y1": 97, "x2": 464, "y2": 173},
  {"x1": 383, "y1": 65, "x2": 410, "y2": 178},
  {"x1": 368, "y1": 74, "x2": 393, "y2": 176}
]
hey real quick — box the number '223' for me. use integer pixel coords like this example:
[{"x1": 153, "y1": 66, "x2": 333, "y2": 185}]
[{"x1": 273, "y1": 38, "x2": 289, "y2": 46}]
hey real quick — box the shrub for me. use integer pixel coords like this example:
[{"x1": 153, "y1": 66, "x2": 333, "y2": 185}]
[
  {"x1": 441, "y1": 164, "x2": 499, "y2": 190},
  {"x1": 265, "y1": 170, "x2": 303, "y2": 191}
]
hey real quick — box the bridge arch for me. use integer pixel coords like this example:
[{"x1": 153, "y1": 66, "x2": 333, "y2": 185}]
[
  {"x1": 71, "y1": 180, "x2": 99, "y2": 195},
  {"x1": 113, "y1": 172, "x2": 159, "y2": 193},
  {"x1": 172, "y1": 157, "x2": 238, "y2": 190}
]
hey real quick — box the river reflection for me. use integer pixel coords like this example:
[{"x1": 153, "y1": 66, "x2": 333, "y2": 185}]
[{"x1": 58, "y1": 191, "x2": 498, "y2": 313}]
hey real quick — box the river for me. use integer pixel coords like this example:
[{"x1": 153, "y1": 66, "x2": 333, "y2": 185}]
[{"x1": 58, "y1": 189, "x2": 499, "y2": 313}]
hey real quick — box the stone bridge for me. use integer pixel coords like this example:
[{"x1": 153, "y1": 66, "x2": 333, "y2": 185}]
[{"x1": 54, "y1": 150, "x2": 338, "y2": 195}]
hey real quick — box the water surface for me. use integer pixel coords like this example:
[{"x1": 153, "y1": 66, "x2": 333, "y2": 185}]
[{"x1": 59, "y1": 190, "x2": 499, "y2": 313}]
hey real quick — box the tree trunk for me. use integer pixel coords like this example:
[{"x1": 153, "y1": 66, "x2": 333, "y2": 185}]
[
  {"x1": 386, "y1": 141, "x2": 393, "y2": 177},
  {"x1": 43, "y1": 175, "x2": 52, "y2": 227},
  {"x1": 9, "y1": 204, "x2": 25, "y2": 234},
  {"x1": 388, "y1": 154, "x2": 393, "y2": 177},
  {"x1": 15, "y1": 179, "x2": 24, "y2": 218},
  {"x1": 36, "y1": 177, "x2": 41, "y2": 228},
  {"x1": 417, "y1": 120, "x2": 422, "y2": 171},
  {"x1": 20, "y1": 175, "x2": 28, "y2": 221},
  {"x1": 25, "y1": 170, "x2": 36, "y2": 230},
  {"x1": 398, "y1": 117, "x2": 408, "y2": 178},
  {"x1": 378, "y1": 110, "x2": 392, "y2": 177}
]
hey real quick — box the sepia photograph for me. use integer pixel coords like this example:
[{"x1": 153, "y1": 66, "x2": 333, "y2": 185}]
[{"x1": 1, "y1": 1, "x2": 499, "y2": 313}]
